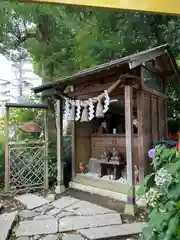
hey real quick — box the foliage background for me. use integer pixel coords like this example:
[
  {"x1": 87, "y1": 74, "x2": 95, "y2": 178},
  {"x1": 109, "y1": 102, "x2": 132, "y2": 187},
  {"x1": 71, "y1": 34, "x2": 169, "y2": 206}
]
[{"x1": 0, "y1": 1, "x2": 180, "y2": 121}]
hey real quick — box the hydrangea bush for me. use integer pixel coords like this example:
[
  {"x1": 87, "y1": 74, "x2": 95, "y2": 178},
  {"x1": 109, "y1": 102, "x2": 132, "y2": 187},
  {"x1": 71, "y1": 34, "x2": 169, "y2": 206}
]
[{"x1": 138, "y1": 144, "x2": 180, "y2": 240}]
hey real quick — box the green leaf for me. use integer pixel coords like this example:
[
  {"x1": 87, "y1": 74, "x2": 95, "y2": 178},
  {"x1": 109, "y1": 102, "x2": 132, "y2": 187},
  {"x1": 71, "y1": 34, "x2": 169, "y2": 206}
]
[
  {"x1": 168, "y1": 182, "x2": 180, "y2": 200},
  {"x1": 140, "y1": 173, "x2": 155, "y2": 186},
  {"x1": 164, "y1": 214, "x2": 179, "y2": 240},
  {"x1": 142, "y1": 226, "x2": 152, "y2": 240}
]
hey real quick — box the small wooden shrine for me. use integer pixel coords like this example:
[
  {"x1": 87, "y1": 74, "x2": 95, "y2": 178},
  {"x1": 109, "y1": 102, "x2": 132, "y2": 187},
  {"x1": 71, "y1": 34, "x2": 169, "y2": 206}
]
[{"x1": 33, "y1": 44, "x2": 180, "y2": 214}]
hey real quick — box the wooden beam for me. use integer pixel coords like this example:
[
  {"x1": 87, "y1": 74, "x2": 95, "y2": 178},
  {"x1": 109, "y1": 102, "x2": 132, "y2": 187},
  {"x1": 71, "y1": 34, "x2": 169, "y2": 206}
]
[
  {"x1": 5, "y1": 102, "x2": 48, "y2": 109},
  {"x1": 54, "y1": 91, "x2": 74, "y2": 100},
  {"x1": 143, "y1": 63, "x2": 163, "y2": 75},
  {"x1": 142, "y1": 86, "x2": 167, "y2": 99}
]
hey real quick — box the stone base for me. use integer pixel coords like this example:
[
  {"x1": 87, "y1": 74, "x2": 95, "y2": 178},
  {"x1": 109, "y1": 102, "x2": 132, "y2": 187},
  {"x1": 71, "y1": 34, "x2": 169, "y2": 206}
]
[
  {"x1": 70, "y1": 181, "x2": 146, "y2": 208},
  {"x1": 124, "y1": 203, "x2": 137, "y2": 216},
  {"x1": 55, "y1": 185, "x2": 65, "y2": 194}
]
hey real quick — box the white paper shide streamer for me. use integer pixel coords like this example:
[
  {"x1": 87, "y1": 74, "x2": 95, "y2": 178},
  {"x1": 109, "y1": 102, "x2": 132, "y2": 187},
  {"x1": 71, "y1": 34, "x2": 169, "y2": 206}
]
[
  {"x1": 75, "y1": 100, "x2": 81, "y2": 121},
  {"x1": 64, "y1": 98, "x2": 71, "y2": 120},
  {"x1": 68, "y1": 100, "x2": 75, "y2": 121},
  {"x1": 103, "y1": 90, "x2": 110, "y2": 113},
  {"x1": 88, "y1": 98, "x2": 95, "y2": 121},
  {"x1": 63, "y1": 88, "x2": 111, "y2": 122}
]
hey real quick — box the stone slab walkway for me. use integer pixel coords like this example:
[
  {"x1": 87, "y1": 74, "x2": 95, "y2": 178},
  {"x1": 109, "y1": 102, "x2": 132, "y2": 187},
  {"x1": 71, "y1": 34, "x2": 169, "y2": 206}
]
[
  {"x1": 1, "y1": 193, "x2": 146, "y2": 240},
  {"x1": 58, "y1": 213, "x2": 122, "y2": 232},
  {"x1": 16, "y1": 218, "x2": 58, "y2": 237},
  {"x1": 15, "y1": 194, "x2": 50, "y2": 210},
  {"x1": 0, "y1": 211, "x2": 18, "y2": 240}
]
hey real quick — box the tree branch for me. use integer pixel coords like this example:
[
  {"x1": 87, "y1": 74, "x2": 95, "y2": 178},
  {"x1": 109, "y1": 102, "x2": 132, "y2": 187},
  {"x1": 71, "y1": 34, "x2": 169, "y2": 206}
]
[{"x1": 15, "y1": 32, "x2": 37, "y2": 47}]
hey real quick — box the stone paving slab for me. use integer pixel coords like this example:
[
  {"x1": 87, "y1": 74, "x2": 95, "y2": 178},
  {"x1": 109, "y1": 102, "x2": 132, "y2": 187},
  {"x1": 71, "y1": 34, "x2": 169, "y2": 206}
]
[
  {"x1": 15, "y1": 194, "x2": 49, "y2": 210},
  {"x1": 59, "y1": 213, "x2": 122, "y2": 232},
  {"x1": 34, "y1": 204, "x2": 53, "y2": 214},
  {"x1": 57, "y1": 211, "x2": 76, "y2": 219},
  {"x1": 52, "y1": 197, "x2": 80, "y2": 211},
  {"x1": 34, "y1": 215, "x2": 55, "y2": 220},
  {"x1": 47, "y1": 207, "x2": 61, "y2": 216},
  {"x1": 16, "y1": 218, "x2": 58, "y2": 237},
  {"x1": 19, "y1": 210, "x2": 39, "y2": 219},
  {"x1": 65, "y1": 200, "x2": 116, "y2": 216},
  {"x1": 0, "y1": 211, "x2": 18, "y2": 240},
  {"x1": 79, "y1": 222, "x2": 147, "y2": 239},
  {"x1": 40, "y1": 234, "x2": 59, "y2": 240},
  {"x1": 62, "y1": 233, "x2": 84, "y2": 240},
  {"x1": 17, "y1": 237, "x2": 30, "y2": 240}
]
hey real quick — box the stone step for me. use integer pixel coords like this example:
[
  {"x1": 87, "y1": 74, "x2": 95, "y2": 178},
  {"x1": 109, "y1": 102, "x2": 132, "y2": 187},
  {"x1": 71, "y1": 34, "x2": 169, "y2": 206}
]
[
  {"x1": 59, "y1": 213, "x2": 122, "y2": 232},
  {"x1": 79, "y1": 222, "x2": 147, "y2": 239}
]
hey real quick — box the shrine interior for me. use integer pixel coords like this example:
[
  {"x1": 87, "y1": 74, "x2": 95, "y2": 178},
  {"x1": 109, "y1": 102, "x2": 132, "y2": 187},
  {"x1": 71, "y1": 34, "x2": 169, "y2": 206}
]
[{"x1": 75, "y1": 90, "x2": 138, "y2": 185}]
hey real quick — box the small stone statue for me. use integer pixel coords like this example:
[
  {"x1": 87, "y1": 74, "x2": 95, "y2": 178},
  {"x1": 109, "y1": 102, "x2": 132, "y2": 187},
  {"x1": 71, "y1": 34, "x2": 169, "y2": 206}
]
[
  {"x1": 110, "y1": 148, "x2": 121, "y2": 161},
  {"x1": 97, "y1": 120, "x2": 108, "y2": 134},
  {"x1": 101, "y1": 148, "x2": 111, "y2": 161}
]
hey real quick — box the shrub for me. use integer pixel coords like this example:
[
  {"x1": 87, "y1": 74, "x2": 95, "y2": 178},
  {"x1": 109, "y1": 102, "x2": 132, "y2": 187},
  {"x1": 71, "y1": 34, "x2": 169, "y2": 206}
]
[{"x1": 139, "y1": 144, "x2": 180, "y2": 240}]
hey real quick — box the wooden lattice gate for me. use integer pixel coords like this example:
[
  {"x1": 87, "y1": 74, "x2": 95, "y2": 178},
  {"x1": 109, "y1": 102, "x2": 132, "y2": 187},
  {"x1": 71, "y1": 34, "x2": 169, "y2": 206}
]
[{"x1": 4, "y1": 103, "x2": 49, "y2": 192}]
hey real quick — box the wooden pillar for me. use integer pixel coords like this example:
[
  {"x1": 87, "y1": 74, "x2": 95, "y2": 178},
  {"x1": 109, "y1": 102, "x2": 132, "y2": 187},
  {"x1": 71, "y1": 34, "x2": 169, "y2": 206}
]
[
  {"x1": 124, "y1": 85, "x2": 136, "y2": 215},
  {"x1": 71, "y1": 121, "x2": 76, "y2": 181},
  {"x1": 4, "y1": 106, "x2": 9, "y2": 192},
  {"x1": 55, "y1": 99, "x2": 65, "y2": 194},
  {"x1": 44, "y1": 108, "x2": 49, "y2": 190},
  {"x1": 164, "y1": 99, "x2": 168, "y2": 137},
  {"x1": 137, "y1": 91, "x2": 146, "y2": 180}
]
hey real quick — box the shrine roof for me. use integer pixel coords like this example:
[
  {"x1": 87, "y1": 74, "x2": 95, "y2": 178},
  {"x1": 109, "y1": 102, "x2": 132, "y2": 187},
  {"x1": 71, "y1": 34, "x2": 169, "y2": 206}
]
[{"x1": 32, "y1": 44, "x2": 180, "y2": 94}]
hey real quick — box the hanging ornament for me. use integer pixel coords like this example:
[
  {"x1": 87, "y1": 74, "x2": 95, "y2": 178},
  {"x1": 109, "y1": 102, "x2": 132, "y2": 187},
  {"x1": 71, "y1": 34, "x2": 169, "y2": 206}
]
[
  {"x1": 81, "y1": 103, "x2": 89, "y2": 122},
  {"x1": 103, "y1": 90, "x2": 110, "y2": 113},
  {"x1": 68, "y1": 100, "x2": 76, "y2": 121},
  {"x1": 64, "y1": 98, "x2": 71, "y2": 120},
  {"x1": 75, "y1": 100, "x2": 81, "y2": 121},
  {"x1": 88, "y1": 98, "x2": 95, "y2": 121},
  {"x1": 96, "y1": 98, "x2": 104, "y2": 118}
]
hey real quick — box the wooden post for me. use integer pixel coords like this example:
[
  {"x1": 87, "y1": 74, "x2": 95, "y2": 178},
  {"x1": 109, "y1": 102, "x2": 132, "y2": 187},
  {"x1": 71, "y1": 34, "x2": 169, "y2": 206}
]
[
  {"x1": 55, "y1": 99, "x2": 65, "y2": 194},
  {"x1": 137, "y1": 91, "x2": 146, "y2": 180},
  {"x1": 4, "y1": 106, "x2": 10, "y2": 192},
  {"x1": 164, "y1": 99, "x2": 168, "y2": 137},
  {"x1": 71, "y1": 121, "x2": 76, "y2": 181},
  {"x1": 44, "y1": 108, "x2": 49, "y2": 190},
  {"x1": 124, "y1": 85, "x2": 136, "y2": 215}
]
